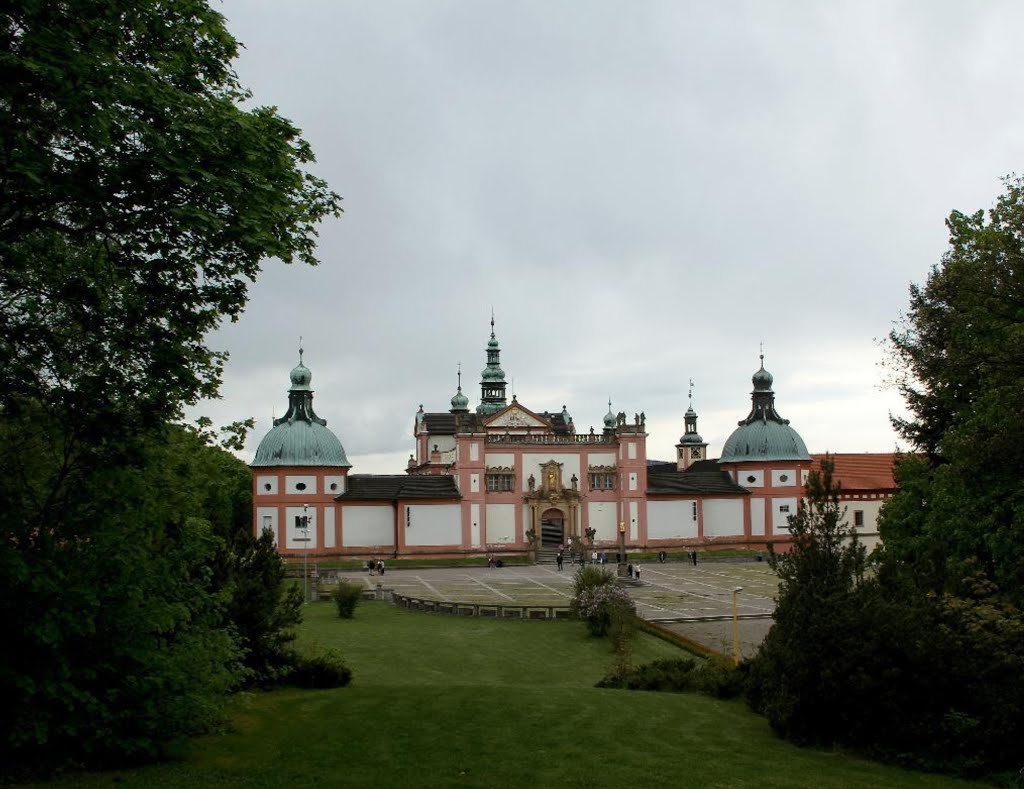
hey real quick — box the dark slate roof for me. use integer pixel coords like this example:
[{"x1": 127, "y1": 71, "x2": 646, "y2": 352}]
[
  {"x1": 338, "y1": 475, "x2": 461, "y2": 501},
  {"x1": 423, "y1": 413, "x2": 457, "y2": 433},
  {"x1": 646, "y1": 458, "x2": 748, "y2": 496}
]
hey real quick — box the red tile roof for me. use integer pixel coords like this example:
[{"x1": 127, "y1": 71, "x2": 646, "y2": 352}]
[{"x1": 811, "y1": 453, "x2": 897, "y2": 492}]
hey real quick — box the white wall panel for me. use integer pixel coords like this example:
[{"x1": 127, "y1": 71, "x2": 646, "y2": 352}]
[
  {"x1": 470, "y1": 503, "x2": 481, "y2": 547},
  {"x1": 324, "y1": 475, "x2": 346, "y2": 495},
  {"x1": 629, "y1": 501, "x2": 638, "y2": 540},
  {"x1": 485, "y1": 504, "x2": 515, "y2": 544},
  {"x1": 256, "y1": 475, "x2": 278, "y2": 496},
  {"x1": 285, "y1": 475, "x2": 317, "y2": 495},
  {"x1": 484, "y1": 453, "x2": 513, "y2": 467},
  {"x1": 323, "y1": 507, "x2": 336, "y2": 548},
  {"x1": 770, "y1": 469, "x2": 796, "y2": 487},
  {"x1": 285, "y1": 506, "x2": 317, "y2": 549},
  {"x1": 738, "y1": 469, "x2": 764, "y2": 489},
  {"x1": 703, "y1": 499, "x2": 744, "y2": 537},
  {"x1": 341, "y1": 506, "x2": 394, "y2": 547},
  {"x1": 588, "y1": 502, "x2": 617, "y2": 541},
  {"x1": 587, "y1": 453, "x2": 615, "y2": 467},
  {"x1": 405, "y1": 504, "x2": 462, "y2": 546},
  {"x1": 647, "y1": 500, "x2": 698, "y2": 539},
  {"x1": 750, "y1": 498, "x2": 766, "y2": 536},
  {"x1": 772, "y1": 497, "x2": 798, "y2": 533},
  {"x1": 256, "y1": 507, "x2": 278, "y2": 544}
]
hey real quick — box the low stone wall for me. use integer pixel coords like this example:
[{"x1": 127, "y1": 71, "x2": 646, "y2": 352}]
[{"x1": 390, "y1": 591, "x2": 572, "y2": 620}]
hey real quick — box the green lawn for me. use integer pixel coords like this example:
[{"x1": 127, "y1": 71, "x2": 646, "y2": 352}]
[{"x1": 30, "y1": 602, "x2": 986, "y2": 789}]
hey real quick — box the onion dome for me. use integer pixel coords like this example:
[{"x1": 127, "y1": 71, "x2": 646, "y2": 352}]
[
  {"x1": 603, "y1": 398, "x2": 616, "y2": 429},
  {"x1": 450, "y1": 365, "x2": 470, "y2": 413},
  {"x1": 720, "y1": 355, "x2": 810, "y2": 463},
  {"x1": 252, "y1": 351, "x2": 351, "y2": 468}
]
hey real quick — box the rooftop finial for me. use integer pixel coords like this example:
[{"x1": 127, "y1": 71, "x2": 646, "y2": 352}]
[
  {"x1": 299, "y1": 335, "x2": 304, "y2": 364},
  {"x1": 688, "y1": 378, "x2": 694, "y2": 405},
  {"x1": 759, "y1": 341, "x2": 764, "y2": 365},
  {"x1": 490, "y1": 308, "x2": 495, "y2": 337},
  {"x1": 457, "y1": 362, "x2": 462, "y2": 391}
]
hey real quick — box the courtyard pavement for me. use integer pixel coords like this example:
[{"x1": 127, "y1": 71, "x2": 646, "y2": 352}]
[{"x1": 326, "y1": 560, "x2": 778, "y2": 657}]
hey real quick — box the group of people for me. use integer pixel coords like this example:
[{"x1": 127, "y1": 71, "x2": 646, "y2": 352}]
[
  {"x1": 365, "y1": 559, "x2": 385, "y2": 576},
  {"x1": 626, "y1": 563, "x2": 643, "y2": 580},
  {"x1": 486, "y1": 554, "x2": 504, "y2": 569}
]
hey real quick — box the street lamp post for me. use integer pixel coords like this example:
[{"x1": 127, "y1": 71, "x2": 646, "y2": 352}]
[
  {"x1": 303, "y1": 503, "x2": 309, "y2": 603},
  {"x1": 731, "y1": 586, "x2": 744, "y2": 665}
]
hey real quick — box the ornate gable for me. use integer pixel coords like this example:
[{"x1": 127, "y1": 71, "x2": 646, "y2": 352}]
[{"x1": 484, "y1": 402, "x2": 550, "y2": 430}]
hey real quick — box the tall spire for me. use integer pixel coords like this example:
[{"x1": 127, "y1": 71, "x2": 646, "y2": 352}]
[
  {"x1": 477, "y1": 314, "x2": 508, "y2": 414},
  {"x1": 450, "y1": 362, "x2": 469, "y2": 413}
]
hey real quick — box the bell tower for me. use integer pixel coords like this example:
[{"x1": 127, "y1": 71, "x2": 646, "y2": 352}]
[{"x1": 676, "y1": 380, "x2": 708, "y2": 471}]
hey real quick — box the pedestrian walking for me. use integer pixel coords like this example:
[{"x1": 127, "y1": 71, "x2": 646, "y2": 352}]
[
  {"x1": 635, "y1": 564, "x2": 642, "y2": 581},
  {"x1": 556, "y1": 550, "x2": 564, "y2": 571}
]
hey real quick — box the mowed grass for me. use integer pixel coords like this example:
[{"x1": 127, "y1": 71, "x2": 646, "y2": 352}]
[{"x1": 31, "y1": 602, "x2": 985, "y2": 789}]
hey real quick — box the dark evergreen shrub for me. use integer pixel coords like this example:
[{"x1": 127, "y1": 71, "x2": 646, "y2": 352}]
[{"x1": 286, "y1": 649, "x2": 353, "y2": 689}]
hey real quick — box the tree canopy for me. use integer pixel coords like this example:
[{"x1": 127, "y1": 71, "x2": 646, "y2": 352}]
[
  {"x1": 883, "y1": 175, "x2": 1024, "y2": 601},
  {"x1": 1, "y1": 0, "x2": 341, "y2": 439},
  {"x1": 1, "y1": 1, "x2": 339, "y2": 770}
]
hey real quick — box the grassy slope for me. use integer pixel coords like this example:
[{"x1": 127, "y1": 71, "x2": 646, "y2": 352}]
[{"x1": 32, "y1": 603, "x2": 984, "y2": 789}]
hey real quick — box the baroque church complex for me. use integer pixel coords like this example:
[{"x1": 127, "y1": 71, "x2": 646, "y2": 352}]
[{"x1": 251, "y1": 321, "x2": 896, "y2": 559}]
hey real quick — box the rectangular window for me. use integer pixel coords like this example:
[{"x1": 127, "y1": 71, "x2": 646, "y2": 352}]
[
  {"x1": 779, "y1": 505, "x2": 790, "y2": 513},
  {"x1": 691, "y1": 502, "x2": 698, "y2": 521},
  {"x1": 485, "y1": 473, "x2": 515, "y2": 492},
  {"x1": 854, "y1": 510, "x2": 864, "y2": 527},
  {"x1": 588, "y1": 473, "x2": 615, "y2": 490}
]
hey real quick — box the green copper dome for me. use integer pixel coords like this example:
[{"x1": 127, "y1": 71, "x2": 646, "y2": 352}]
[
  {"x1": 720, "y1": 356, "x2": 810, "y2": 463},
  {"x1": 252, "y1": 354, "x2": 351, "y2": 468}
]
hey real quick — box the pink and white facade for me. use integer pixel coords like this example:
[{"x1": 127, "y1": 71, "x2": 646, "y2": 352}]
[{"x1": 251, "y1": 330, "x2": 895, "y2": 558}]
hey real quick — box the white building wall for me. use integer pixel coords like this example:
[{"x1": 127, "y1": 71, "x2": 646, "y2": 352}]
[
  {"x1": 629, "y1": 501, "x2": 638, "y2": 540},
  {"x1": 588, "y1": 502, "x2": 617, "y2": 541},
  {"x1": 256, "y1": 506, "x2": 278, "y2": 544},
  {"x1": 323, "y1": 507, "x2": 336, "y2": 548},
  {"x1": 647, "y1": 500, "x2": 698, "y2": 539},
  {"x1": 341, "y1": 506, "x2": 394, "y2": 547},
  {"x1": 324, "y1": 475, "x2": 346, "y2": 495},
  {"x1": 772, "y1": 496, "x2": 798, "y2": 533},
  {"x1": 285, "y1": 506, "x2": 317, "y2": 549},
  {"x1": 750, "y1": 498, "x2": 766, "y2": 536},
  {"x1": 738, "y1": 469, "x2": 764, "y2": 488},
  {"x1": 470, "y1": 503, "x2": 481, "y2": 547},
  {"x1": 285, "y1": 475, "x2": 317, "y2": 495},
  {"x1": 405, "y1": 504, "x2": 462, "y2": 546},
  {"x1": 485, "y1": 504, "x2": 515, "y2": 544},
  {"x1": 703, "y1": 499, "x2": 744, "y2": 537},
  {"x1": 587, "y1": 452, "x2": 616, "y2": 467},
  {"x1": 256, "y1": 475, "x2": 278, "y2": 495},
  {"x1": 484, "y1": 453, "x2": 514, "y2": 467},
  {"x1": 430, "y1": 435, "x2": 456, "y2": 452},
  {"x1": 770, "y1": 469, "x2": 797, "y2": 487}
]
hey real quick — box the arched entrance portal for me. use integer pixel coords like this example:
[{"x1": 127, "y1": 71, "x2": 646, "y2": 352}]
[{"x1": 540, "y1": 508, "x2": 564, "y2": 547}]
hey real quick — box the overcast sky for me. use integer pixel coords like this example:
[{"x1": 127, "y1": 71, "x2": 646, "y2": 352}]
[{"x1": 197, "y1": 0, "x2": 1024, "y2": 472}]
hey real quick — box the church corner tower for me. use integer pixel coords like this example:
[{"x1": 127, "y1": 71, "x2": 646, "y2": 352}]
[{"x1": 251, "y1": 348, "x2": 350, "y2": 555}]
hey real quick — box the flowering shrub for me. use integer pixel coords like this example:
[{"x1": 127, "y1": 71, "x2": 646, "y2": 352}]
[{"x1": 573, "y1": 583, "x2": 636, "y2": 637}]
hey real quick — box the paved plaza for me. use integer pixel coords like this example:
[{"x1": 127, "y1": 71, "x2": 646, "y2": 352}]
[{"x1": 328, "y1": 560, "x2": 778, "y2": 656}]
